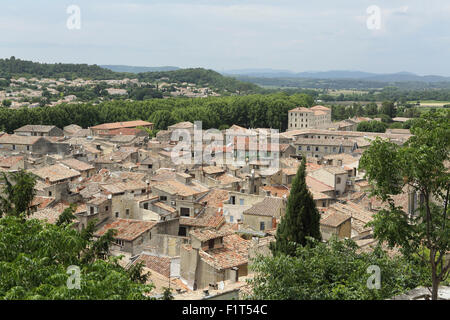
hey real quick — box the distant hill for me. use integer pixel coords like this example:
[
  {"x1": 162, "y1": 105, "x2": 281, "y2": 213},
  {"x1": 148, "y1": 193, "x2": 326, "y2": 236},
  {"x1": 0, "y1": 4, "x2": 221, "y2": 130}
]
[
  {"x1": 101, "y1": 65, "x2": 180, "y2": 73},
  {"x1": 222, "y1": 69, "x2": 450, "y2": 83},
  {"x1": 0, "y1": 57, "x2": 261, "y2": 94},
  {"x1": 0, "y1": 56, "x2": 125, "y2": 80},
  {"x1": 136, "y1": 68, "x2": 261, "y2": 93}
]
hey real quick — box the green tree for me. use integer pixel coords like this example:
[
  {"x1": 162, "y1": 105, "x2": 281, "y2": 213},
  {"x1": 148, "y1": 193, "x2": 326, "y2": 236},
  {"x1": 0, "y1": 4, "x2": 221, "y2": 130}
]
[
  {"x1": 381, "y1": 101, "x2": 396, "y2": 118},
  {"x1": 270, "y1": 158, "x2": 321, "y2": 256},
  {"x1": 248, "y1": 238, "x2": 427, "y2": 300},
  {"x1": 359, "y1": 113, "x2": 450, "y2": 300},
  {"x1": 2, "y1": 99, "x2": 12, "y2": 107},
  {"x1": 161, "y1": 287, "x2": 174, "y2": 300},
  {"x1": 0, "y1": 216, "x2": 154, "y2": 299},
  {"x1": 0, "y1": 170, "x2": 36, "y2": 217},
  {"x1": 56, "y1": 204, "x2": 77, "y2": 226}
]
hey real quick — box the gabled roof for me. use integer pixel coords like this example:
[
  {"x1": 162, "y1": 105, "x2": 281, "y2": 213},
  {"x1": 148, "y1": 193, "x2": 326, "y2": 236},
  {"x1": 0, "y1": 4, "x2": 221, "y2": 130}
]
[
  {"x1": 95, "y1": 218, "x2": 157, "y2": 241},
  {"x1": 0, "y1": 134, "x2": 45, "y2": 145},
  {"x1": 180, "y1": 207, "x2": 225, "y2": 229},
  {"x1": 30, "y1": 164, "x2": 81, "y2": 183},
  {"x1": 60, "y1": 158, "x2": 94, "y2": 172},
  {"x1": 320, "y1": 211, "x2": 351, "y2": 227},
  {"x1": 14, "y1": 124, "x2": 59, "y2": 133},
  {"x1": 243, "y1": 197, "x2": 285, "y2": 217},
  {"x1": 189, "y1": 228, "x2": 231, "y2": 242},
  {"x1": 90, "y1": 120, "x2": 153, "y2": 130},
  {"x1": 197, "y1": 234, "x2": 250, "y2": 270}
]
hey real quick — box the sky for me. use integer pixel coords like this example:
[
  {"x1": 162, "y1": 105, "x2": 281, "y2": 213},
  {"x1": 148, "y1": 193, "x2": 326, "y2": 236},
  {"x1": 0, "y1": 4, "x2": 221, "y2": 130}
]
[{"x1": 1, "y1": 0, "x2": 450, "y2": 75}]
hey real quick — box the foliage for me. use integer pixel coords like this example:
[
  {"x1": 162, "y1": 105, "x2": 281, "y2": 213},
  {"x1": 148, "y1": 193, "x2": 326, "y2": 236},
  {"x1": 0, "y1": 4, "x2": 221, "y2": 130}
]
[
  {"x1": 357, "y1": 120, "x2": 387, "y2": 133},
  {"x1": 0, "y1": 170, "x2": 36, "y2": 217},
  {"x1": 270, "y1": 158, "x2": 321, "y2": 256},
  {"x1": 0, "y1": 93, "x2": 314, "y2": 133},
  {"x1": 359, "y1": 113, "x2": 450, "y2": 299},
  {"x1": 248, "y1": 238, "x2": 428, "y2": 300},
  {"x1": 161, "y1": 287, "x2": 174, "y2": 300},
  {"x1": 0, "y1": 216, "x2": 154, "y2": 299},
  {"x1": 56, "y1": 204, "x2": 77, "y2": 226}
]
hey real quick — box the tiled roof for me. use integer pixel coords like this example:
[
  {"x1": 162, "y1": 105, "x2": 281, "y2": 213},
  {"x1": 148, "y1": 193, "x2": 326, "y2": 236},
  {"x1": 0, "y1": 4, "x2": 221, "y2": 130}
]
[
  {"x1": 14, "y1": 124, "x2": 58, "y2": 132},
  {"x1": 90, "y1": 120, "x2": 153, "y2": 130},
  {"x1": 243, "y1": 197, "x2": 285, "y2": 217},
  {"x1": 261, "y1": 185, "x2": 290, "y2": 198},
  {"x1": 152, "y1": 201, "x2": 177, "y2": 213},
  {"x1": 180, "y1": 208, "x2": 225, "y2": 229},
  {"x1": 28, "y1": 208, "x2": 61, "y2": 224},
  {"x1": 189, "y1": 228, "x2": 232, "y2": 242},
  {"x1": 95, "y1": 218, "x2": 157, "y2": 241},
  {"x1": 214, "y1": 173, "x2": 242, "y2": 185},
  {"x1": 101, "y1": 180, "x2": 148, "y2": 194},
  {"x1": 199, "y1": 234, "x2": 250, "y2": 270},
  {"x1": 152, "y1": 179, "x2": 209, "y2": 197},
  {"x1": 0, "y1": 156, "x2": 23, "y2": 168},
  {"x1": 202, "y1": 166, "x2": 225, "y2": 175},
  {"x1": 0, "y1": 134, "x2": 43, "y2": 145},
  {"x1": 30, "y1": 164, "x2": 81, "y2": 183},
  {"x1": 31, "y1": 196, "x2": 55, "y2": 209},
  {"x1": 198, "y1": 189, "x2": 229, "y2": 208},
  {"x1": 294, "y1": 138, "x2": 357, "y2": 147},
  {"x1": 306, "y1": 176, "x2": 334, "y2": 193},
  {"x1": 320, "y1": 211, "x2": 351, "y2": 227},
  {"x1": 60, "y1": 158, "x2": 94, "y2": 172},
  {"x1": 135, "y1": 253, "x2": 171, "y2": 278},
  {"x1": 290, "y1": 107, "x2": 314, "y2": 113}
]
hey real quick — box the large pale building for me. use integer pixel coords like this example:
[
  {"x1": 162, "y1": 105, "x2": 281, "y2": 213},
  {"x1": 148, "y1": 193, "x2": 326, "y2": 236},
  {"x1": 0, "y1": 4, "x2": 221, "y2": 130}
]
[{"x1": 288, "y1": 105, "x2": 331, "y2": 131}]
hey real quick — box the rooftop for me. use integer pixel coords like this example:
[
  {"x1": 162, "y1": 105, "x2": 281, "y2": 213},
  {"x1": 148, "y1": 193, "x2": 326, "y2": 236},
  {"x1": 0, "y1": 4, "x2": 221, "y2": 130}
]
[{"x1": 95, "y1": 218, "x2": 157, "y2": 241}]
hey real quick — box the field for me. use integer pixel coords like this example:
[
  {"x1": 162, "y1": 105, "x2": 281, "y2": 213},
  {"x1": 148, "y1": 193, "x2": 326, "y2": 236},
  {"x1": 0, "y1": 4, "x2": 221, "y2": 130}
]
[{"x1": 408, "y1": 100, "x2": 450, "y2": 107}]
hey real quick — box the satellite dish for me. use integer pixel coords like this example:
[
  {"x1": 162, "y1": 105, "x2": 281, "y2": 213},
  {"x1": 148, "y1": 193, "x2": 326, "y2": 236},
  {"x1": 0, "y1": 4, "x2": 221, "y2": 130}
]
[
  {"x1": 218, "y1": 282, "x2": 224, "y2": 290},
  {"x1": 107, "y1": 194, "x2": 112, "y2": 200}
]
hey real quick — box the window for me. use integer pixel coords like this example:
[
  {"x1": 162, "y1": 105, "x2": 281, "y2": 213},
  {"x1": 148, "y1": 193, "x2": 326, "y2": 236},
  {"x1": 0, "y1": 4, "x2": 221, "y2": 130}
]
[
  {"x1": 148, "y1": 164, "x2": 152, "y2": 169},
  {"x1": 48, "y1": 191, "x2": 52, "y2": 197},
  {"x1": 306, "y1": 146, "x2": 311, "y2": 151},
  {"x1": 26, "y1": 146, "x2": 30, "y2": 151},
  {"x1": 90, "y1": 207, "x2": 94, "y2": 214},
  {"x1": 105, "y1": 206, "x2": 109, "y2": 211},
  {"x1": 126, "y1": 209, "x2": 130, "y2": 216},
  {"x1": 143, "y1": 203, "x2": 148, "y2": 210},
  {"x1": 115, "y1": 212, "x2": 119, "y2": 218},
  {"x1": 178, "y1": 226, "x2": 187, "y2": 237},
  {"x1": 12, "y1": 145, "x2": 15, "y2": 150},
  {"x1": 298, "y1": 146, "x2": 302, "y2": 151},
  {"x1": 229, "y1": 215, "x2": 234, "y2": 222},
  {"x1": 160, "y1": 196, "x2": 167, "y2": 201},
  {"x1": 260, "y1": 221, "x2": 265, "y2": 231},
  {"x1": 180, "y1": 207, "x2": 190, "y2": 217},
  {"x1": 337, "y1": 177, "x2": 341, "y2": 184},
  {"x1": 230, "y1": 196, "x2": 236, "y2": 205},
  {"x1": 141, "y1": 189, "x2": 146, "y2": 194},
  {"x1": 208, "y1": 239, "x2": 215, "y2": 249},
  {"x1": 315, "y1": 147, "x2": 319, "y2": 151},
  {"x1": 322, "y1": 201, "x2": 326, "y2": 207},
  {"x1": 239, "y1": 199, "x2": 245, "y2": 205}
]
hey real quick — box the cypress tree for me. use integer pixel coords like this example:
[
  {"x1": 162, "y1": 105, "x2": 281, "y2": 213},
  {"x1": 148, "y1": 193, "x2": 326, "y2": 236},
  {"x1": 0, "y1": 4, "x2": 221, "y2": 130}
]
[{"x1": 270, "y1": 157, "x2": 322, "y2": 256}]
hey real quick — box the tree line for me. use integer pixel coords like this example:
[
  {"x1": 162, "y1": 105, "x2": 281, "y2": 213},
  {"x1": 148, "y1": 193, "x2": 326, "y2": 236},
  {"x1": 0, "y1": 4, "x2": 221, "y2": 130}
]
[{"x1": 0, "y1": 93, "x2": 314, "y2": 133}]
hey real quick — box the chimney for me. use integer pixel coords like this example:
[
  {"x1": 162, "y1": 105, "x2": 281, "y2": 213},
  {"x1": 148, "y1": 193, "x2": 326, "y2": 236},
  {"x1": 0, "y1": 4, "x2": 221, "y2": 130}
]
[{"x1": 45, "y1": 177, "x2": 50, "y2": 184}]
